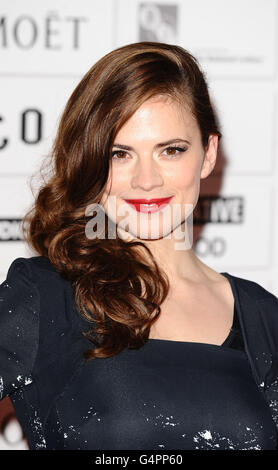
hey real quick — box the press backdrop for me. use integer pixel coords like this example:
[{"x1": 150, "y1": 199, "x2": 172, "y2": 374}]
[{"x1": 0, "y1": 0, "x2": 277, "y2": 450}]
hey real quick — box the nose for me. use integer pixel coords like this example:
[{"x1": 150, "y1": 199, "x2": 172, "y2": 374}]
[{"x1": 130, "y1": 157, "x2": 163, "y2": 191}]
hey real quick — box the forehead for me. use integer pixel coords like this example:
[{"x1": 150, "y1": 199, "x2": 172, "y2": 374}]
[{"x1": 115, "y1": 95, "x2": 198, "y2": 140}]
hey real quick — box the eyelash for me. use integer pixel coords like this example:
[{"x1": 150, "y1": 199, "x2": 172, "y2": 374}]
[{"x1": 111, "y1": 146, "x2": 188, "y2": 162}]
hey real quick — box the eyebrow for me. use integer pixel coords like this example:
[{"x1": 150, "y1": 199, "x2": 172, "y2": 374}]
[{"x1": 112, "y1": 138, "x2": 191, "y2": 151}]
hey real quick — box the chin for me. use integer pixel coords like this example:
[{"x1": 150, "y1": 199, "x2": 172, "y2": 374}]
[{"x1": 117, "y1": 222, "x2": 174, "y2": 241}]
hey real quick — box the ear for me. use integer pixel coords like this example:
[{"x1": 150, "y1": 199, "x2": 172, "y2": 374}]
[{"x1": 200, "y1": 135, "x2": 219, "y2": 179}]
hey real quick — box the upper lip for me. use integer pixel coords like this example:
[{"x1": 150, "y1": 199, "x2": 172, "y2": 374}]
[{"x1": 124, "y1": 197, "x2": 173, "y2": 203}]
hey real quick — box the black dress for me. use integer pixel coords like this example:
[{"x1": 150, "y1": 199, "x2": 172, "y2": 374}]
[{"x1": 0, "y1": 256, "x2": 277, "y2": 450}]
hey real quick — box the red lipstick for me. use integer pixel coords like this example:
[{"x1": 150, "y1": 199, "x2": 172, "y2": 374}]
[{"x1": 123, "y1": 196, "x2": 173, "y2": 213}]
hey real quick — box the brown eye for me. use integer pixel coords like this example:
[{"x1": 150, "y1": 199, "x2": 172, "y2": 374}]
[
  {"x1": 112, "y1": 150, "x2": 128, "y2": 161},
  {"x1": 163, "y1": 146, "x2": 187, "y2": 157},
  {"x1": 165, "y1": 147, "x2": 178, "y2": 155}
]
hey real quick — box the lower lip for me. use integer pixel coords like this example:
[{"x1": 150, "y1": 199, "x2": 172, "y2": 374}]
[{"x1": 124, "y1": 197, "x2": 173, "y2": 213}]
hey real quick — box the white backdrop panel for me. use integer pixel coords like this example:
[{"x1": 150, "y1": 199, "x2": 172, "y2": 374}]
[
  {"x1": 0, "y1": 0, "x2": 115, "y2": 76},
  {"x1": 195, "y1": 177, "x2": 273, "y2": 277},
  {"x1": 0, "y1": 77, "x2": 80, "y2": 174},
  {"x1": 209, "y1": 81, "x2": 275, "y2": 175},
  {"x1": 116, "y1": 0, "x2": 277, "y2": 78}
]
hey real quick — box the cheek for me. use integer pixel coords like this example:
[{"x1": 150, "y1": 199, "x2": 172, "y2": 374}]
[
  {"x1": 173, "y1": 158, "x2": 201, "y2": 191},
  {"x1": 105, "y1": 168, "x2": 128, "y2": 196}
]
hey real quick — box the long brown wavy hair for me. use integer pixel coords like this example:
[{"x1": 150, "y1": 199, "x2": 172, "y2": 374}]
[{"x1": 22, "y1": 41, "x2": 222, "y2": 360}]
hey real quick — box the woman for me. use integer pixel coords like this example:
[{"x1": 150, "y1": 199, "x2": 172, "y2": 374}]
[{"x1": 1, "y1": 41, "x2": 278, "y2": 451}]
